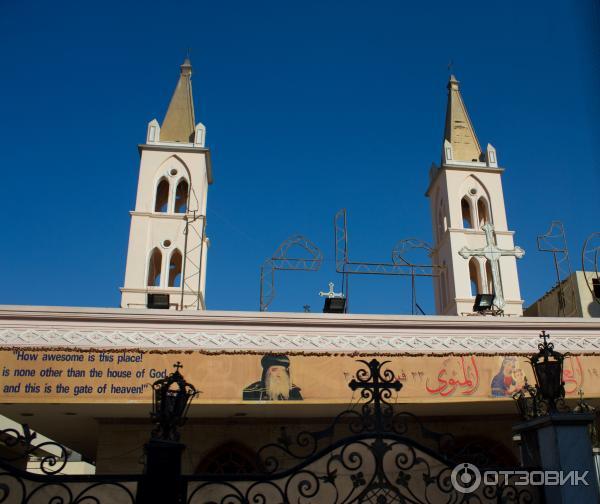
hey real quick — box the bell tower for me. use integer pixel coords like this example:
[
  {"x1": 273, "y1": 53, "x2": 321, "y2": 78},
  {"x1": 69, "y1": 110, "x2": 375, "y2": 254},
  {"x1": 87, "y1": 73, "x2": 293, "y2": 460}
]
[
  {"x1": 426, "y1": 76, "x2": 524, "y2": 316},
  {"x1": 120, "y1": 58, "x2": 213, "y2": 310}
]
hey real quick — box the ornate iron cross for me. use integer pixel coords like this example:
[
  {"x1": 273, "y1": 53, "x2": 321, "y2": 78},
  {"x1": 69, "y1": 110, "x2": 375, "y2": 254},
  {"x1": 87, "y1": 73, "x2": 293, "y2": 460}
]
[
  {"x1": 349, "y1": 359, "x2": 402, "y2": 432},
  {"x1": 459, "y1": 223, "x2": 525, "y2": 310}
]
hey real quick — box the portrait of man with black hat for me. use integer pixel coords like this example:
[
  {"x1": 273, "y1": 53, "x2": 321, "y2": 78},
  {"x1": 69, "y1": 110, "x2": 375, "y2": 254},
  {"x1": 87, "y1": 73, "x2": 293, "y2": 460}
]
[{"x1": 243, "y1": 354, "x2": 303, "y2": 401}]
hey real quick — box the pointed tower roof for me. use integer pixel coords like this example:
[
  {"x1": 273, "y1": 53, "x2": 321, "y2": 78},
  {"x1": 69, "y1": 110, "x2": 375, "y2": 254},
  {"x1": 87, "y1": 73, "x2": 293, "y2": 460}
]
[
  {"x1": 160, "y1": 58, "x2": 196, "y2": 143},
  {"x1": 443, "y1": 75, "x2": 482, "y2": 162}
]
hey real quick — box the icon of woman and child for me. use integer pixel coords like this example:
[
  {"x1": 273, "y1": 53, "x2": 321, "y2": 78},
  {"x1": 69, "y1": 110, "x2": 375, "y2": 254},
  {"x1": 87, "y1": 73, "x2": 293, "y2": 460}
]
[{"x1": 490, "y1": 356, "x2": 527, "y2": 397}]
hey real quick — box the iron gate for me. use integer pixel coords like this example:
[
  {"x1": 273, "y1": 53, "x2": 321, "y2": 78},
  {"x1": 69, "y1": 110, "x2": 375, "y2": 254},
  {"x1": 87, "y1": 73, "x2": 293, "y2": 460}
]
[{"x1": 0, "y1": 359, "x2": 539, "y2": 503}]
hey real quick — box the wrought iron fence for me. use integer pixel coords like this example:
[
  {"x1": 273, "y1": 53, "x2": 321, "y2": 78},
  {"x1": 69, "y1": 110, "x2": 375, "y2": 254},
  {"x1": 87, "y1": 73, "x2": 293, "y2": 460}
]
[
  {"x1": 183, "y1": 359, "x2": 540, "y2": 504},
  {"x1": 0, "y1": 359, "x2": 540, "y2": 504}
]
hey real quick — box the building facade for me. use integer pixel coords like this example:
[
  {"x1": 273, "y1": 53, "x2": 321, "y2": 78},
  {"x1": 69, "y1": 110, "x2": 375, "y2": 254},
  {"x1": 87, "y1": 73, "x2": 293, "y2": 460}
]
[
  {"x1": 1, "y1": 61, "x2": 599, "y2": 493},
  {"x1": 525, "y1": 271, "x2": 600, "y2": 318},
  {"x1": 426, "y1": 76, "x2": 524, "y2": 317},
  {"x1": 121, "y1": 59, "x2": 213, "y2": 311}
]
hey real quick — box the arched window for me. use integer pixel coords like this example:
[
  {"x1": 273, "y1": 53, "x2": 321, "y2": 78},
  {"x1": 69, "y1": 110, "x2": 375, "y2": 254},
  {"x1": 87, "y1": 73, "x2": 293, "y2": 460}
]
[
  {"x1": 450, "y1": 435, "x2": 519, "y2": 467},
  {"x1": 195, "y1": 442, "x2": 260, "y2": 475},
  {"x1": 461, "y1": 197, "x2": 473, "y2": 229},
  {"x1": 147, "y1": 248, "x2": 162, "y2": 287},
  {"x1": 485, "y1": 260, "x2": 493, "y2": 294},
  {"x1": 477, "y1": 197, "x2": 490, "y2": 227},
  {"x1": 469, "y1": 258, "x2": 482, "y2": 296},
  {"x1": 168, "y1": 249, "x2": 182, "y2": 287},
  {"x1": 175, "y1": 179, "x2": 189, "y2": 213},
  {"x1": 154, "y1": 179, "x2": 170, "y2": 213}
]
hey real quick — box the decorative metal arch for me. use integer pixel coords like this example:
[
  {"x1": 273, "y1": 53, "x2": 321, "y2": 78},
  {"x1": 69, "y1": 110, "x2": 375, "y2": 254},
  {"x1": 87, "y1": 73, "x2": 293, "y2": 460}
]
[
  {"x1": 391, "y1": 239, "x2": 439, "y2": 315},
  {"x1": 335, "y1": 210, "x2": 439, "y2": 277},
  {"x1": 259, "y1": 235, "x2": 323, "y2": 311},
  {"x1": 334, "y1": 209, "x2": 442, "y2": 313},
  {"x1": 582, "y1": 231, "x2": 600, "y2": 305},
  {"x1": 536, "y1": 221, "x2": 577, "y2": 316}
]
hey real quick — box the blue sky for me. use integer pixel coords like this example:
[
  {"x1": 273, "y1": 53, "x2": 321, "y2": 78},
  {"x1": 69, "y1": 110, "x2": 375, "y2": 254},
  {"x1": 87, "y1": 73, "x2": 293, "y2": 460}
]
[{"x1": 0, "y1": 1, "x2": 598, "y2": 314}]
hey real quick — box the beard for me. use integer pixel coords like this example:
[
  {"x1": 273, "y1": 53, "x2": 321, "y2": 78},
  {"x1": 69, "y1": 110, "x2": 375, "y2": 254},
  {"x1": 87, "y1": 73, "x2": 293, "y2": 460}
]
[{"x1": 265, "y1": 370, "x2": 291, "y2": 400}]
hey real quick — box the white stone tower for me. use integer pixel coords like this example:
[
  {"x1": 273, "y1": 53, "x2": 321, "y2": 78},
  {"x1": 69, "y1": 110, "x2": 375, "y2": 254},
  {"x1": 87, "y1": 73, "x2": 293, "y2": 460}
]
[
  {"x1": 120, "y1": 58, "x2": 213, "y2": 310},
  {"x1": 426, "y1": 75, "x2": 524, "y2": 316}
]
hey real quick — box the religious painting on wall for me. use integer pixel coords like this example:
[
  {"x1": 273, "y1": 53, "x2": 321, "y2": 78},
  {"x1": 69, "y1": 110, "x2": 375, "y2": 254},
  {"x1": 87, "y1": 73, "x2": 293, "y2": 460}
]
[
  {"x1": 0, "y1": 349, "x2": 594, "y2": 404},
  {"x1": 242, "y1": 354, "x2": 303, "y2": 401},
  {"x1": 490, "y1": 356, "x2": 526, "y2": 397}
]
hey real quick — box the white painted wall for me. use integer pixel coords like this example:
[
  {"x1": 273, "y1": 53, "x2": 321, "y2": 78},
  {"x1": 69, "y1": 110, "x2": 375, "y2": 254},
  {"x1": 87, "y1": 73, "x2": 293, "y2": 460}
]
[
  {"x1": 121, "y1": 137, "x2": 211, "y2": 310},
  {"x1": 428, "y1": 162, "x2": 523, "y2": 316}
]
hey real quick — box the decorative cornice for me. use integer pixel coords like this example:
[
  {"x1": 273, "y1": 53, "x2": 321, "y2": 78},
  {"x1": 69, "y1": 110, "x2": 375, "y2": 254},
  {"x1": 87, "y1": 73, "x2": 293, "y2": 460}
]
[
  {"x1": 138, "y1": 143, "x2": 208, "y2": 153},
  {"x1": 2, "y1": 305, "x2": 600, "y2": 328},
  {"x1": 1, "y1": 328, "x2": 600, "y2": 355},
  {"x1": 129, "y1": 211, "x2": 187, "y2": 220},
  {"x1": 0, "y1": 305, "x2": 599, "y2": 355}
]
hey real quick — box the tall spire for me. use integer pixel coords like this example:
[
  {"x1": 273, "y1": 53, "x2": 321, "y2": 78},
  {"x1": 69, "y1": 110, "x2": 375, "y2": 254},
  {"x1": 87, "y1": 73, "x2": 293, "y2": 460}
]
[
  {"x1": 160, "y1": 58, "x2": 196, "y2": 143},
  {"x1": 443, "y1": 75, "x2": 482, "y2": 162}
]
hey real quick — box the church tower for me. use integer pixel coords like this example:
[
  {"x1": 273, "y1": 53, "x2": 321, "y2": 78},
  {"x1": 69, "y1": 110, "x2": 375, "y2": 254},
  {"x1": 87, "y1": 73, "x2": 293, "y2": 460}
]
[
  {"x1": 426, "y1": 76, "x2": 524, "y2": 316},
  {"x1": 120, "y1": 59, "x2": 213, "y2": 310}
]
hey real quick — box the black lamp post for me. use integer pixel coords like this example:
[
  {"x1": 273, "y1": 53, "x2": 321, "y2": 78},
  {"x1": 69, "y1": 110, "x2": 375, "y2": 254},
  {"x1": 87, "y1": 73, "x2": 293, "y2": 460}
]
[
  {"x1": 529, "y1": 331, "x2": 566, "y2": 413},
  {"x1": 150, "y1": 361, "x2": 197, "y2": 442},
  {"x1": 512, "y1": 334, "x2": 600, "y2": 502},
  {"x1": 138, "y1": 362, "x2": 197, "y2": 504},
  {"x1": 513, "y1": 331, "x2": 567, "y2": 419}
]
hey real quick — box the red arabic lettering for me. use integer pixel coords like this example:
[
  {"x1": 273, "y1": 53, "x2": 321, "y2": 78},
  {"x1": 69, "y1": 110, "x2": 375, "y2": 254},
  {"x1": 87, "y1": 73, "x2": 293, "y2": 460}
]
[
  {"x1": 425, "y1": 357, "x2": 479, "y2": 397},
  {"x1": 563, "y1": 356, "x2": 583, "y2": 395}
]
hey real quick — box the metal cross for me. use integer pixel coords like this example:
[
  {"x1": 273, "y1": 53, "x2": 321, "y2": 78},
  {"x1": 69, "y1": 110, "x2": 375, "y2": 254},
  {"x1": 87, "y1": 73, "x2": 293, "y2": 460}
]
[
  {"x1": 539, "y1": 330, "x2": 550, "y2": 347},
  {"x1": 349, "y1": 359, "x2": 402, "y2": 431},
  {"x1": 319, "y1": 282, "x2": 343, "y2": 299},
  {"x1": 459, "y1": 223, "x2": 525, "y2": 310}
]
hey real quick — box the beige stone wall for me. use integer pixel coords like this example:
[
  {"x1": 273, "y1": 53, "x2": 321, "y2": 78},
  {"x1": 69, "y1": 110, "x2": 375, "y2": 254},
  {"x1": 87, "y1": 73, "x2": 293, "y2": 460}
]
[
  {"x1": 428, "y1": 165, "x2": 524, "y2": 317},
  {"x1": 121, "y1": 146, "x2": 210, "y2": 310},
  {"x1": 524, "y1": 271, "x2": 600, "y2": 318}
]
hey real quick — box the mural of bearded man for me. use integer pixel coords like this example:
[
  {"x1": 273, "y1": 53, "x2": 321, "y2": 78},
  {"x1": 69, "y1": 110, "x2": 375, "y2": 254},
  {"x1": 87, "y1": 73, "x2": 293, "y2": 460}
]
[{"x1": 243, "y1": 354, "x2": 303, "y2": 401}]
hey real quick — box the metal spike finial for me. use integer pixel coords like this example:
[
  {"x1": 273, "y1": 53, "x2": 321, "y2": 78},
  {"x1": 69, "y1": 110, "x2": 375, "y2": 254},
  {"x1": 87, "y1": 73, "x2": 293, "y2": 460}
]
[
  {"x1": 447, "y1": 59, "x2": 455, "y2": 77},
  {"x1": 183, "y1": 48, "x2": 191, "y2": 65}
]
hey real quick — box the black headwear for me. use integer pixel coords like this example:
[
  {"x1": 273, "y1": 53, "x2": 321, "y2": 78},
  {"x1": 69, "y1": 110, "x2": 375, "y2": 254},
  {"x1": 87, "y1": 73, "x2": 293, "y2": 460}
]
[
  {"x1": 261, "y1": 354, "x2": 290, "y2": 370},
  {"x1": 260, "y1": 354, "x2": 290, "y2": 384}
]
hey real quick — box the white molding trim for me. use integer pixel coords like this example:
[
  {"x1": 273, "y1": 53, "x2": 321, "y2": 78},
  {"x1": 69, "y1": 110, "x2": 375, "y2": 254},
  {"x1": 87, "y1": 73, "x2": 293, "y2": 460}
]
[
  {"x1": 0, "y1": 306, "x2": 599, "y2": 354},
  {"x1": 1, "y1": 328, "x2": 600, "y2": 354}
]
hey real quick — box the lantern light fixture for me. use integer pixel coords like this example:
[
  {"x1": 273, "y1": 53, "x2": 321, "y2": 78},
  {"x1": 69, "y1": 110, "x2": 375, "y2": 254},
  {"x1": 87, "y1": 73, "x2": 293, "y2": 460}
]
[
  {"x1": 513, "y1": 331, "x2": 571, "y2": 420},
  {"x1": 150, "y1": 362, "x2": 198, "y2": 442}
]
